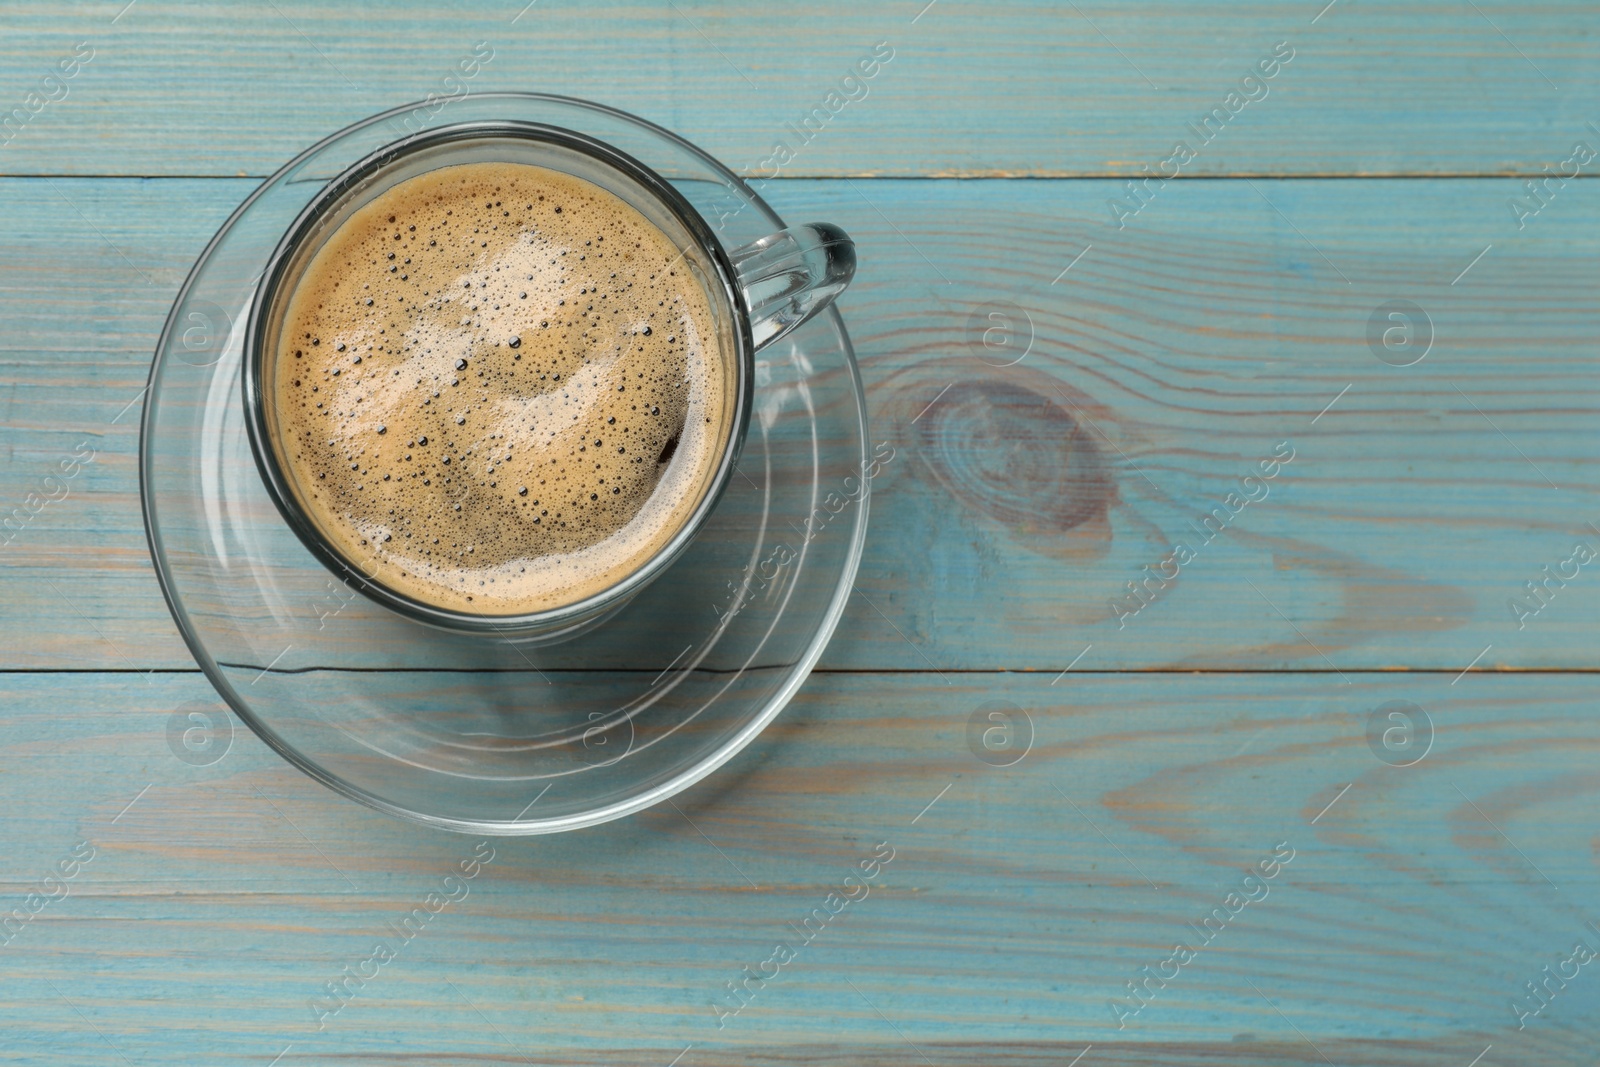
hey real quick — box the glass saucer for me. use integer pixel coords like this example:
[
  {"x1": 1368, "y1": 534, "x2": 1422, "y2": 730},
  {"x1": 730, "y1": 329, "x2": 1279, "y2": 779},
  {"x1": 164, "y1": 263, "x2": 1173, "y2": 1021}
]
[{"x1": 140, "y1": 95, "x2": 869, "y2": 834}]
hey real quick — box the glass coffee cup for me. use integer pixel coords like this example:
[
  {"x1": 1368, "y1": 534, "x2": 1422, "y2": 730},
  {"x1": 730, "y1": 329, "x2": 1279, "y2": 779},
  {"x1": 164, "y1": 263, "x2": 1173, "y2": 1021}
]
[{"x1": 243, "y1": 121, "x2": 855, "y2": 639}]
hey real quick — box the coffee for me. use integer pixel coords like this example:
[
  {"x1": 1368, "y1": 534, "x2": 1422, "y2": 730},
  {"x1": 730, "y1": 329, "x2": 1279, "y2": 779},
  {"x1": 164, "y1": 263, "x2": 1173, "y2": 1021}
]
[{"x1": 266, "y1": 161, "x2": 733, "y2": 614}]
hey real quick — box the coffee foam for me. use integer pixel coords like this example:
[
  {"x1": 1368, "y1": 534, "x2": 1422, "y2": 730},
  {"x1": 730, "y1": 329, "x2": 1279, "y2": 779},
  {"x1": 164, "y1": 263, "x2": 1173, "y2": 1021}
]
[{"x1": 269, "y1": 161, "x2": 731, "y2": 614}]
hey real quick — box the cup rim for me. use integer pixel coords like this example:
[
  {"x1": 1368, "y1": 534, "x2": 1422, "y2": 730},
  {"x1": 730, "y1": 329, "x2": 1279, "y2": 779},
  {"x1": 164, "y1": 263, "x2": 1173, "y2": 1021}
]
[{"x1": 241, "y1": 120, "x2": 755, "y2": 634}]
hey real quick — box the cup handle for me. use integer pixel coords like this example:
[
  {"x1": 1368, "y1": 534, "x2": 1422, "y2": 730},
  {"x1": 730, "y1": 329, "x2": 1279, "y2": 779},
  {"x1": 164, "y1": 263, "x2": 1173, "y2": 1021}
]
[{"x1": 729, "y1": 223, "x2": 856, "y2": 350}]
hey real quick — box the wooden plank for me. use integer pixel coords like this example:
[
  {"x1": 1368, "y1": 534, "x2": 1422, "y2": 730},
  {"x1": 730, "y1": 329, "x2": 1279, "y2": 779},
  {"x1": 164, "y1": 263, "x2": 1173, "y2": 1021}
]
[
  {"x1": 0, "y1": 1, "x2": 1596, "y2": 178},
  {"x1": 2, "y1": 176, "x2": 1596, "y2": 671},
  {"x1": 1, "y1": 668, "x2": 1594, "y2": 1061}
]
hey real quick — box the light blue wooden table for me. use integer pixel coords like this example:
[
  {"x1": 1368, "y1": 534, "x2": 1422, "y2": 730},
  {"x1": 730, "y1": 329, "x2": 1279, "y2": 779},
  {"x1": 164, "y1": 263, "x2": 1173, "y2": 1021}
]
[{"x1": 3, "y1": 1, "x2": 1599, "y2": 1063}]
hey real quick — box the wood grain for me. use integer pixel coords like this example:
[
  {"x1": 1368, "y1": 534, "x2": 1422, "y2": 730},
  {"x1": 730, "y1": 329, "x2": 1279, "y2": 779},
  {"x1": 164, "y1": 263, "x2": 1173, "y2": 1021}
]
[
  {"x1": 2, "y1": 176, "x2": 1596, "y2": 670},
  {"x1": 4, "y1": 2, "x2": 1599, "y2": 1060},
  {"x1": 0, "y1": 1, "x2": 1596, "y2": 178},
  {"x1": 2, "y1": 669, "x2": 1597, "y2": 1062}
]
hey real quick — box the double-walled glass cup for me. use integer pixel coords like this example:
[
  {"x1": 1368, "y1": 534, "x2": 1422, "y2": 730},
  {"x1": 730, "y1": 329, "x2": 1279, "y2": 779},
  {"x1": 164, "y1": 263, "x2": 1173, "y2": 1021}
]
[{"x1": 244, "y1": 121, "x2": 854, "y2": 638}]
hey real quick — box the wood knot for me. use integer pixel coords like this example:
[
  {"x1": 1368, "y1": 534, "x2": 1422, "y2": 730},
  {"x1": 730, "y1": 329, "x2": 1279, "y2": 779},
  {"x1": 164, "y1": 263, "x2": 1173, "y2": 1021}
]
[{"x1": 917, "y1": 380, "x2": 1114, "y2": 532}]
